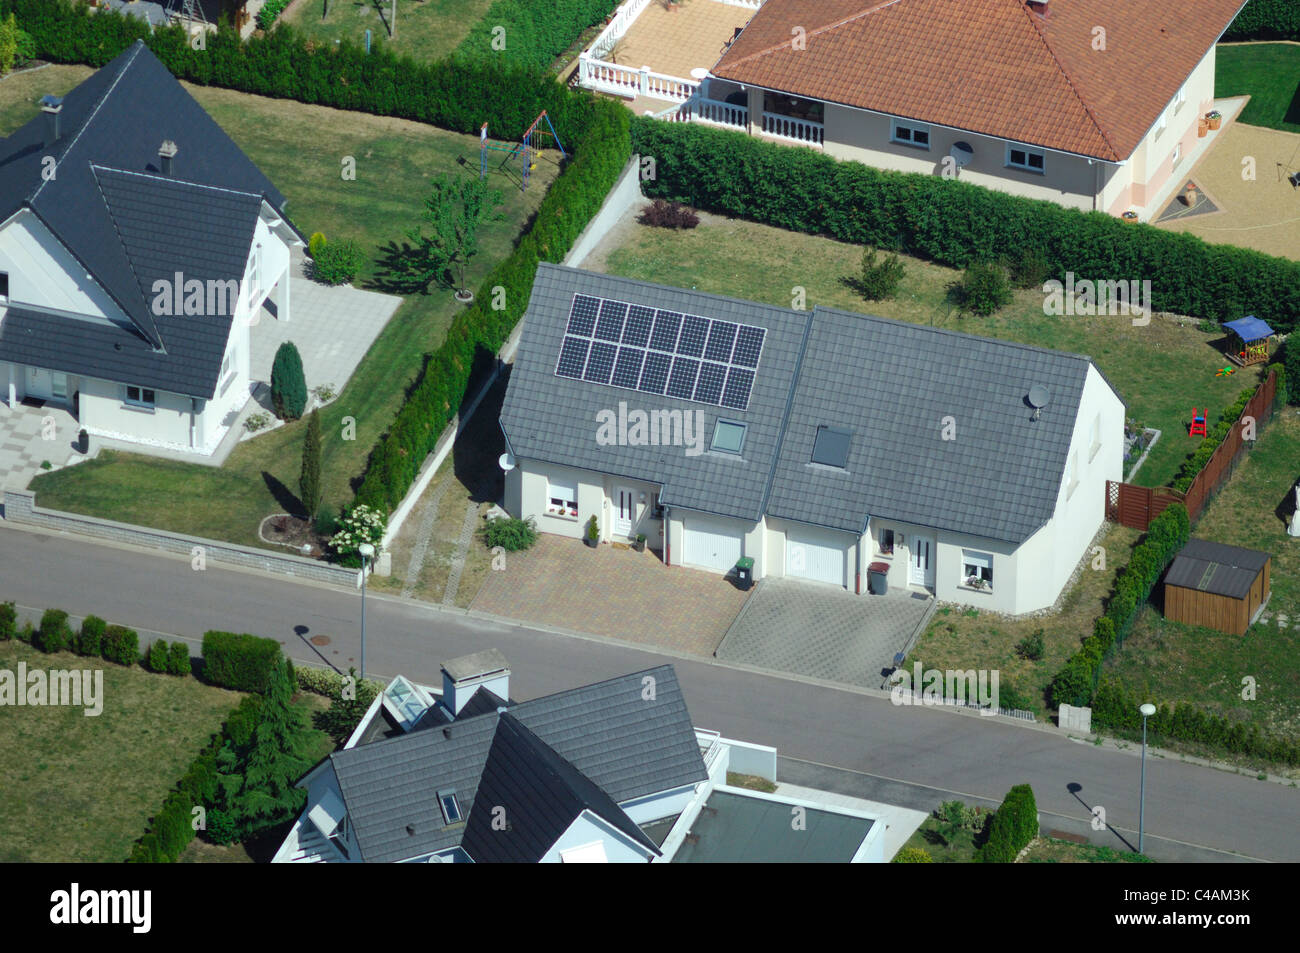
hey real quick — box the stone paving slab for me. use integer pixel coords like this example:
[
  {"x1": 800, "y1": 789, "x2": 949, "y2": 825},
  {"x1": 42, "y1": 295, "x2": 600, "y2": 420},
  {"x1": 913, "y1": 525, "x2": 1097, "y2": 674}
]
[
  {"x1": 0, "y1": 404, "x2": 80, "y2": 490},
  {"x1": 470, "y1": 533, "x2": 750, "y2": 656},
  {"x1": 717, "y1": 578, "x2": 934, "y2": 689}
]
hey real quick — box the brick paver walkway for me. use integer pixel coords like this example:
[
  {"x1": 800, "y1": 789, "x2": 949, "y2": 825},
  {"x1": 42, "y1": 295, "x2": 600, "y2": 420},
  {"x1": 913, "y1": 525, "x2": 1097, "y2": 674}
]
[
  {"x1": 470, "y1": 534, "x2": 750, "y2": 656},
  {"x1": 717, "y1": 578, "x2": 935, "y2": 689}
]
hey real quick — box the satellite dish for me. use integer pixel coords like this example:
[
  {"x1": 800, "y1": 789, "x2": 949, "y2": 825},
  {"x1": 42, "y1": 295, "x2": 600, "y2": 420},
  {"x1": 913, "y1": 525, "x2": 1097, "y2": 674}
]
[
  {"x1": 498, "y1": 452, "x2": 516, "y2": 472},
  {"x1": 950, "y1": 142, "x2": 974, "y2": 168},
  {"x1": 1027, "y1": 385, "x2": 1050, "y2": 409}
]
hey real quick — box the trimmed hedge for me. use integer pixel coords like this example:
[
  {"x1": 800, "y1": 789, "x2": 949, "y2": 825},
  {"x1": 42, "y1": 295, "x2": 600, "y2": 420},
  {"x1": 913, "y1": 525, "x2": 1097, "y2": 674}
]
[
  {"x1": 35, "y1": 608, "x2": 72, "y2": 653},
  {"x1": 1050, "y1": 505, "x2": 1190, "y2": 708},
  {"x1": 296, "y1": 664, "x2": 383, "y2": 698},
  {"x1": 1171, "y1": 384, "x2": 1259, "y2": 492},
  {"x1": 102, "y1": 624, "x2": 140, "y2": 666},
  {"x1": 454, "y1": 0, "x2": 619, "y2": 72},
  {"x1": 630, "y1": 117, "x2": 1300, "y2": 331},
  {"x1": 0, "y1": 600, "x2": 15, "y2": 641},
  {"x1": 201, "y1": 631, "x2": 283, "y2": 693},
  {"x1": 980, "y1": 784, "x2": 1038, "y2": 863},
  {"x1": 78, "y1": 615, "x2": 106, "y2": 657},
  {"x1": 128, "y1": 696, "x2": 258, "y2": 863},
  {"x1": 168, "y1": 640, "x2": 191, "y2": 676},
  {"x1": 1093, "y1": 680, "x2": 1300, "y2": 767},
  {"x1": 147, "y1": 639, "x2": 170, "y2": 674},
  {"x1": 1224, "y1": 0, "x2": 1300, "y2": 41}
]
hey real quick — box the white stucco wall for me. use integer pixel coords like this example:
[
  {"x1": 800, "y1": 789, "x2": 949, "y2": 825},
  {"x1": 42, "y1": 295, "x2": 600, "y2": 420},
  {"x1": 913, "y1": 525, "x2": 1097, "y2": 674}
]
[
  {"x1": 541, "y1": 811, "x2": 655, "y2": 863},
  {"x1": 0, "y1": 211, "x2": 131, "y2": 322},
  {"x1": 513, "y1": 459, "x2": 662, "y2": 545}
]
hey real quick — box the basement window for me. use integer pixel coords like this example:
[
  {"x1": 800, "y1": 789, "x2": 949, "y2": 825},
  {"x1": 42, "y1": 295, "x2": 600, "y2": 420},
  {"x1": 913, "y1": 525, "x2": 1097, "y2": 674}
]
[
  {"x1": 962, "y1": 550, "x2": 994, "y2": 591},
  {"x1": 1007, "y1": 145, "x2": 1046, "y2": 173},
  {"x1": 438, "y1": 789, "x2": 462, "y2": 826},
  {"x1": 891, "y1": 119, "x2": 931, "y2": 149},
  {"x1": 711, "y1": 419, "x2": 746, "y2": 455},
  {"x1": 124, "y1": 385, "x2": 155, "y2": 410}
]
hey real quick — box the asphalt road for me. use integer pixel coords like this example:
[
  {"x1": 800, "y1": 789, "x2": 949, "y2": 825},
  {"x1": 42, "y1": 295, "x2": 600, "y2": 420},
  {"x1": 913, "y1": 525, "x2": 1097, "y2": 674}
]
[{"x1": 2, "y1": 523, "x2": 1296, "y2": 862}]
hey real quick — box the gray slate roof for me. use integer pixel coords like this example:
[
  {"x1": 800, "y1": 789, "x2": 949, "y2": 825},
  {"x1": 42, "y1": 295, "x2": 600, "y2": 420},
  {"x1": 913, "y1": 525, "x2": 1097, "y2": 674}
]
[
  {"x1": 461, "y1": 714, "x2": 657, "y2": 863},
  {"x1": 1165, "y1": 538, "x2": 1269, "y2": 600},
  {"x1": 768, "y1": 307, "x2": 1096, "y2": 542},
  {"x1": 500, "y1": 263, "x2": 812, "y2": 523},
  {"x1": 502, "y1": 266, "x2": 1120, "y2": 544},
  {"x1": 325, "y1": 664, "x2": 706, "y2": 863},
  {"x1": 0, "y1": 40, "x2": 296, "y2": 398}
]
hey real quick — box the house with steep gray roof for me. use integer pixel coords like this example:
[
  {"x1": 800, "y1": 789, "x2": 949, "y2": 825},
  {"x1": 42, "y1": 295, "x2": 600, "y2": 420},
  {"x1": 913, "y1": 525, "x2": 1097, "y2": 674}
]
[
  {"x1": 0, "y1": 40, "x2": 305, "y2": 453},
  {"x1": 498, "y1": 264, "x2": 1125, "y2": 614}
]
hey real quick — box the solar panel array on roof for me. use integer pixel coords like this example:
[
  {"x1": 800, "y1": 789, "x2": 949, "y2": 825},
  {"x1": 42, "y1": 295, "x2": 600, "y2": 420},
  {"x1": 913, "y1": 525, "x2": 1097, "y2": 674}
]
[{"x1": 555, "y1": 293, "x2": 765, "y2": 410}]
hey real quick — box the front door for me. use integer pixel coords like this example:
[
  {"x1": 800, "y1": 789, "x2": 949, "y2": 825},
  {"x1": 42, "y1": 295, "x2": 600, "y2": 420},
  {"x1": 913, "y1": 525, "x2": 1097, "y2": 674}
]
[
  {"x1": 613, "y1": 486, "x2": 636, "y2": 537},
  {"x1": 26, "y1": 367, "x2": 51, "y2": 401},
  {"x1": 909, "y1": 536, "x2": 935, "y2": 588}
]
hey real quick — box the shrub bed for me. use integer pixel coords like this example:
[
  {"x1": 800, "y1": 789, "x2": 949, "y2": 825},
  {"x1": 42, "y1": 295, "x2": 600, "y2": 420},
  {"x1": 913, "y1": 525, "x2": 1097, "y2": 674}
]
[
  {"x1": 35, "y1": 608, "x2": 73, "y2": 654},
  {"x1": 101, "y1": 624, "x2": 140, "y2": 666},
  {"x1": 201, "y1": 631, "x2": 284, "y2": 693},
  {"x1": 77, "y1": 615, "x2": 106, "y2": 656},
  {"x1": 0, "y1": 600, "x2": 16, "y2": 641},
  {"x1": 630, "y1": 117, "x2": 1300, "y2": 330}
]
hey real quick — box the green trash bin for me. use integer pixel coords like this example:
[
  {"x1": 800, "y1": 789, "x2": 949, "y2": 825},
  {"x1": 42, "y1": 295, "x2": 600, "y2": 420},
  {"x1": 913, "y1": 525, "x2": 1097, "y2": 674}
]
[{"x1": 734, "y1": 556, "x2": 754, "y2": 591}]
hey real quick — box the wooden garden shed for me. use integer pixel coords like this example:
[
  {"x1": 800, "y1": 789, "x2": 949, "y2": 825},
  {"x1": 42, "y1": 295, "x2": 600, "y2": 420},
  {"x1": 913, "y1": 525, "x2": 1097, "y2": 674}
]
[{"x1": 1163, "y1": 539, "x2": 1271, "y2": 636}]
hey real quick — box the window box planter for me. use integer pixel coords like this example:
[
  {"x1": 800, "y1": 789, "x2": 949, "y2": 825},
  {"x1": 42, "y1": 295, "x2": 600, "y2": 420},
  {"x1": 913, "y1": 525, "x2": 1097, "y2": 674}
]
[
  {"x1": 1121, "y1": 210, "x2": 1138, "y2": 223},
  {"x1": 962, "y1": 577, "x2": 992, "y2": 593}
]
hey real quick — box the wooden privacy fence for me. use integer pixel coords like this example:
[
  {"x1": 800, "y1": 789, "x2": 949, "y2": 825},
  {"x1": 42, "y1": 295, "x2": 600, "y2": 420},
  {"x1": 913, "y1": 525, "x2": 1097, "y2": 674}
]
[{"x1": 1106, "y1": 369, "x2": 1278, "y2": 530}]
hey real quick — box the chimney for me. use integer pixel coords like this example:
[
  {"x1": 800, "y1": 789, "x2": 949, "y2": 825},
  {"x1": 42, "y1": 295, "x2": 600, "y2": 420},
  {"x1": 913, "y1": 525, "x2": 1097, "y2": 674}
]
[
  {"x1": 39, "y1": 95, "x2": 63, "y2": 149},
  {"x1": 1027, "y1": 0, "x2": 1051, "y2": 17},
  {"x1": 158, "y1": 140, "x2": 178, "y2": 176},
  {"x1": 440, "y1": 649, "x2": 510, "y2": 717}
]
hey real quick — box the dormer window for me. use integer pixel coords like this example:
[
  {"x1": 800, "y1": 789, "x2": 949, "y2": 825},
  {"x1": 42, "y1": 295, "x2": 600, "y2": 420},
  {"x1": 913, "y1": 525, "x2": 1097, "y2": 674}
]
[{"x1": 438, "y1": 789, "x2": 462, "y2": 826}]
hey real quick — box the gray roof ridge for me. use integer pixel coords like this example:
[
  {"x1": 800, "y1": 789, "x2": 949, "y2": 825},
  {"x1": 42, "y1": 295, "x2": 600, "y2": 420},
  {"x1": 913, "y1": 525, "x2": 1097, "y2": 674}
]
[
  {"x1": 758, "y1": 306, "x2": 816, "y2": 519},
  {"x1": 90, "y1": 164, "x2": 165, "y2": 351},
  {"x1": 328, "y1": 706, "x2": 501, "y2": 766},
  {"x1": 90, "y1": 163, "x2": 267, "y2": 201},
  {"x1": 513, "y1": 662, "x2": 677, "y2": 714},
  {"x1": 29, "y1": 42, "x2": 145, "y2": 206}
]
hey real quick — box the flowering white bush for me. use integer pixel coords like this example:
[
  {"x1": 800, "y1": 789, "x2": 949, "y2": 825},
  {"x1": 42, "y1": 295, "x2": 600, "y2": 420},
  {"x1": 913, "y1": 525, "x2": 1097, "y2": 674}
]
[{"x1": 330, "y1": 504, "x2": 386, "y2": 558}]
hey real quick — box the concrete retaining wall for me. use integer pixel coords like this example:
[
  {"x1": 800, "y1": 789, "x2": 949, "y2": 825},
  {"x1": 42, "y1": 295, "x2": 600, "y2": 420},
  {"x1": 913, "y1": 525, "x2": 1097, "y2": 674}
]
[
  {"x1": 3, "y1": 489, "x2": 358, "y2": 587},
  {"x1": 562, "y1": 156, "x2": 645, "y2": 268}
]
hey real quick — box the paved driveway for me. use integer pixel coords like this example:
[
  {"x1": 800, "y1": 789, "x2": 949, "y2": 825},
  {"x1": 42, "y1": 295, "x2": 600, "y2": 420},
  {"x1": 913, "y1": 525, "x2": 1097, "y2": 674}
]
[
  {"x1": 0, "y1": 403, "x2": 79, "y2": 490},
  {"x1": 250, "y1": 249, "x2": 403, "y2": 394},
  {"x1": 717, "y1": 578, "x2": 935, "y2": 689},
  {"x1": 471, "y1": 534, "x2": 750, "y2": 655}
]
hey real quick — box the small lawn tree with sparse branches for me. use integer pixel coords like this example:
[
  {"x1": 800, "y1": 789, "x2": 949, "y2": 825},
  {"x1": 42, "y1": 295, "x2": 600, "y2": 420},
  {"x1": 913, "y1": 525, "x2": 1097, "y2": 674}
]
[{"x1": 404, "y1": 174, "x2": 503, "y2": 295}]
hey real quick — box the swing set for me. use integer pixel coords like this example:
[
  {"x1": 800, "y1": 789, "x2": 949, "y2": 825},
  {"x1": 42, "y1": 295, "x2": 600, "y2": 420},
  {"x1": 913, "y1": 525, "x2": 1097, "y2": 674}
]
[{"x1": 479, "y1": 111, "x2": 566, "y2": 192}]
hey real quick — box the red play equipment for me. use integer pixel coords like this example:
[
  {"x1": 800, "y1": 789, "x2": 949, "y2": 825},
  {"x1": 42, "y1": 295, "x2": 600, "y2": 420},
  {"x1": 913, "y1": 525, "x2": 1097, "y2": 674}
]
[{"x1": 1189, "y1": 408, "x2": 1207, "y2": 438}]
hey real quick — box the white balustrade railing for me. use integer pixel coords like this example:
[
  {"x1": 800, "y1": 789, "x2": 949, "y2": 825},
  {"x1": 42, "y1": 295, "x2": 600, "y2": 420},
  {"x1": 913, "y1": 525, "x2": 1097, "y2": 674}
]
[
  {"x1": 579, "y1": 55, "x2": 701, "y2": 103},
  {"x1": 658, "y1": 97, "x2": 749, "y2": 128},
  {"x1": 762, "y1": 110, "x2": 824, "y2": 146},
  {"x1": 590, "y1": 0, "x2": 654, "y2": 58},
  {"x1": 710, "y1": 0, "x2": 764, "y2": 8}
]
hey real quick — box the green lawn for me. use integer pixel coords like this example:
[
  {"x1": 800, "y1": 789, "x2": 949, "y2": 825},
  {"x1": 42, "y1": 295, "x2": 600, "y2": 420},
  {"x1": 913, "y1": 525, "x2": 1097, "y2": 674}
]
[
  {"x1": 0, "y1": 640, "x2": 242, "y2": 863},
  {"x1": 599, "y1": 215, "x2": 1255, "y2": 489},
  {"x1": 1216, "y1": 43, "x2": 1300, "y2": 133},
  {"x1": 1104, "y1": 410, "x2": 1300, "y2": 741},
  {"x1": 280, "y1": 0, "x2": 494, "y2": 64},
  {"x1": 9, "y1": 69, "x2": 557, "y2": 548}
]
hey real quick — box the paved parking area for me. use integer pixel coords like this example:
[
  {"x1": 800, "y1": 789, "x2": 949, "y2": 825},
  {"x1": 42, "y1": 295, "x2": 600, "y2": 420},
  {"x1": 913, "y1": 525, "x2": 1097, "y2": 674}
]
[
  {"x1": 717, "y1": 578, "x2": 935, "y2": 689},
  {"x1": 471, "y1": 534, "x2": 750, "y2": 656},
  {"x1": 250, "y1": 249, "x2": 403, "y2": 394},
  {"x1": 0, "y1": 403, "x2": 79, "y2": 490}
]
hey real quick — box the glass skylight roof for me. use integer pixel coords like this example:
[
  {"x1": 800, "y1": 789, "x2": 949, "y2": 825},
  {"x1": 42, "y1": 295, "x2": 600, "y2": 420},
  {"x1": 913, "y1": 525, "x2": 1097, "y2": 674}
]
[{"x1": 555, "y1": 293, "x2": 766, "y2": 410}]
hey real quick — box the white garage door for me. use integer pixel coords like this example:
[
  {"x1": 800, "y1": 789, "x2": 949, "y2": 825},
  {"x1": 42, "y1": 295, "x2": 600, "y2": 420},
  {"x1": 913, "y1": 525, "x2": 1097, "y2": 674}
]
[
  {"x1": 786, "y1": 534, "x2": 847, "y2": 587},
  {"x1": 682, "y1": 517, "x2": 744, "y2": 573}
]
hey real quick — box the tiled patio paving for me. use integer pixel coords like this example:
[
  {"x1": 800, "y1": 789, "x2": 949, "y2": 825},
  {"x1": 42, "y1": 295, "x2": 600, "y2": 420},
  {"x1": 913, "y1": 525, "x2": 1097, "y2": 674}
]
[
  {"x1": 717, "y1": 578, "x2": 936, "y2": 690},
  {"x1": 609, "y1": 0, "x2": 755, "y2": 84},
  {"x1": 470, "y1": 533, "x2": 751, "y2": 656},
  {"x1": 0, "y1": 403, "x2": 79, "y2": 490}
]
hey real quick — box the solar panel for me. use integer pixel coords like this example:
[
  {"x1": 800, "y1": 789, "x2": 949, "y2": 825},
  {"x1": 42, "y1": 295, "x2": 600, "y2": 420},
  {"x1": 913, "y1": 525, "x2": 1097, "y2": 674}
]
[
  {"x1": 666, "y1": 357, "x2": 700, "y2": 399},
  {"x1": 732, "y1": 326, "x2": 766, "y2": 367},
  {"x1": 622, "y1": 306, "x2": 655, "y2": 347},
  {"x1": 594, "y1": 299, "x2": 628, "y2": 342},
  {"x1": 611, "y1": 347, "x2": 645, "y2": 389},
  {"x1": 721, "y1": 367, "x2": 754, "y2": 410},
  {"x1": 638, "y1": 352, "x2": 672, "y2": 395},
  {"x1": 693, "y1": 362, "x2": 727, "y2": 404},
  {"x1": 583, "y1": 341, "x2": 618, "y2": 384},
  {"x1": 704, "y1": 321, "x2": 738, "y2": 363},
  {"x1": 556, "y1": 294, "x2": 766, "y2": 411},
  {"x1": 567, "y1": 294, "x2": 601, "y2": 337},
  {"x1": 677, "y1": 316, "x2": 709, "y2": 357},
  {"x1": 556, "y1": 336, "x2": 590, "y2": 379},
  {"x1": 650, "y1": 311, "x2": 683, "y2": 351}
]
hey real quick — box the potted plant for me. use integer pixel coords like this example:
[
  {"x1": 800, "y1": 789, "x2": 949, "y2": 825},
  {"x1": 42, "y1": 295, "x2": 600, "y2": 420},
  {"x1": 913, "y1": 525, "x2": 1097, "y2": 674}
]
[
  {"x1": 1183, "y1": 181, "x2": 1197, "y2": 205},
  {"x1": 77, "y1": 428, "x2": 89, "y2": 454},
  {"x1": 1197, "y1": 118, "x2": 1208, "y2": 138},
  {"x1": 1206, "y1": 110, "x2": 1222, "y2": 131},
  {"x1": 633, "y1": 533, "x2": 647, "y2": 552},
  {"x1": 1121, "y1": 210, "x2": 1138, "y2": 223},
  {"x1": 584, "y1": 515, "x2": 599, "y2": 548}
]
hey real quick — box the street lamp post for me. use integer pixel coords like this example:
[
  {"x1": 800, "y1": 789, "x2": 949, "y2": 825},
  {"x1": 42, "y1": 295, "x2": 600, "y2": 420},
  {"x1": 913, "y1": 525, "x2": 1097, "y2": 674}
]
[
  {"x1": 359, "y1": 542, "x2": 375, "y2": 680},
  {"x1": 1138, "y1": 702, "x2": 1156, "y2": 854}
]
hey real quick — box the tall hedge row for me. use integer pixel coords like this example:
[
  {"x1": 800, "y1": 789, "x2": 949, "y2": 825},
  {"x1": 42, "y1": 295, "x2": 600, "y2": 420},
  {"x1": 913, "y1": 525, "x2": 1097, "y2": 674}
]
[
  {"x1": 454, "y1": 0, "x2": 620, "y2": 72},
  {"x1": 1050, "y1": 504, "x2": 1190, "y2": 708},
  {"x1": 1224, "y1": 0, "x2": 1300, "y2": 41},
  {"x1": 980, "y1": 784, "x2": 1039, "y2": 863},
  {"x1": 630, "y1": 118, "x2": 1300, "y2": 331}
]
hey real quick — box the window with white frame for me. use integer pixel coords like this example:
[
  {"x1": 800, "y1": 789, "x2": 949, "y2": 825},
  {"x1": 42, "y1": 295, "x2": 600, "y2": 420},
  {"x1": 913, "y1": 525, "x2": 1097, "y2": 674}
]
[
  {"x1": 1173, "y1": 83, "x2": 1187, "y2": 113},
  {"x1": 0, "y1": 271, "x2": 9, "y2": 301},
  {"x1": 891, "y1": 119, "x2": 931, "y2": 149},
  {"x1": 1067, "y1": 449, "x2": 1080, "y2": 498},
  {"x1": 962, "y1": 550, "x2": 993, "y2": 590},
  {"x1": 1172, "y1": 141, "x2": 1181, "y2": 166},
  {"x1": 1155, "y1": 107, "x2": 1168, "y2": 138},
  {"x1": 1007, "y1": 145, "x2": 1045, "y2": 172},
  {"x1": 877, "y1": 527, "x2": 895, "y2": 556},
  {"x1": 124, "y1": 384, "x2": 155, "y2": 409},
  {"x1": 1089, "y1": 412, "x2": 1102, "y2": 461},
  {"x1": 437, "y1": 789, "x2": 462, "y2": 826},
  {"x1": 547, "y1": 477, "x2": 578, "y2": 515}
]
